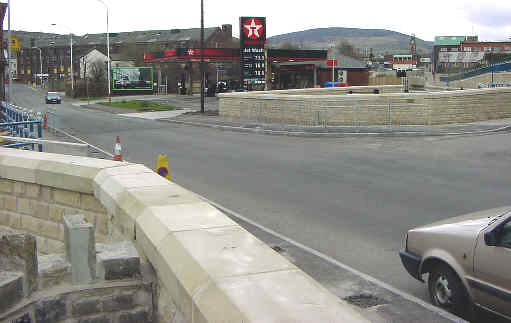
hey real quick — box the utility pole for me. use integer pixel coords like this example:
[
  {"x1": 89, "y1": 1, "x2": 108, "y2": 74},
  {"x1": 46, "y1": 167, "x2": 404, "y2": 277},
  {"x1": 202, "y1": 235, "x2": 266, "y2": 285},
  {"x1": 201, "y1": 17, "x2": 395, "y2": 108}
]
[
  {"x1": 7, "y1": 0, "x2": 11, "y2": 104},
  {"x1": 32, "y1": 47, "x2": 42, "y2": 88},
  {"x1": 200, "y1": 0, "x2": 205, "y2": 113},
  {"x1": 51, "y1": 24, "x2": 74, "y2": 92},
  {"x1": 96, "y1": 0, "x2": 111, "y2": 102}
]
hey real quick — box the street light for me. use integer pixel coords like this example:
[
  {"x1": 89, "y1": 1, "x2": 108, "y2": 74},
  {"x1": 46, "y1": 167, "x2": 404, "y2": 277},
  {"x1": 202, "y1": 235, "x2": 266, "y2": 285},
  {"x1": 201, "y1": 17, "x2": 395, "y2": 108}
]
[
  {"x1": 200, "y1": 0, "x2": 205, "y2": 113},
  {"x1": 32, "y1": 47, "x2": 43, "y2": 88},
  {"x1": 7, "y1": 0, "x2": 11, "y2": 103},
  {"x1": 51, "y1": 23, "x2": 74, "y2": 91},
  {"x1": 95, "y1": 0, "x2": 111, "y2": 102}
]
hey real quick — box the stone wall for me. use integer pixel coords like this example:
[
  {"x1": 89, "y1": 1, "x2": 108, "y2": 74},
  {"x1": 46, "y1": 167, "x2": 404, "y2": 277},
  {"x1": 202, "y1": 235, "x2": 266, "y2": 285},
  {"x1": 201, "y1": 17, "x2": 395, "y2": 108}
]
[
  {"x1": 219, "y1": 87, "x2": 511, "y2": 126},
  {"x1": 0, "y1": 148, "x2": 369, "y2": 323},
  {"x1": 433, "y1": 72, "x2": 511, "y2": 89},
  {"x1": 0, "y1": 179, "x2": 109, "y2": 254},
  {"x1": 1, "y1": 280, "x2": 153, "y2": 323}
]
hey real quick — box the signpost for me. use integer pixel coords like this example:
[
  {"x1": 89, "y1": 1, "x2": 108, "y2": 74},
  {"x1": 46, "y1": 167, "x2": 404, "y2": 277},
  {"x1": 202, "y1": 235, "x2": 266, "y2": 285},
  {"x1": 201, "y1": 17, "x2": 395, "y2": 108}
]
[
  {"x1": 327, "y1": 59, "x2": 338, "y2": 87},
  {"x1": 240, "y1": 17, "x2": 267, "y2": 89}
]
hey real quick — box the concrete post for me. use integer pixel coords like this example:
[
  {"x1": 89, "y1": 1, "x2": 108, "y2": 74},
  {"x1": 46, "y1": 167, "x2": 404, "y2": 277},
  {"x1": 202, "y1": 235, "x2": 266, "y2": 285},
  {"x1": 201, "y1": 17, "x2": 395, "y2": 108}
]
[
  {"x1": 63, "y1": 215, "x2": 96, "y2": 284},
  {"x1": 0, "y1": 231, "x2": 38, "y2": 296}
]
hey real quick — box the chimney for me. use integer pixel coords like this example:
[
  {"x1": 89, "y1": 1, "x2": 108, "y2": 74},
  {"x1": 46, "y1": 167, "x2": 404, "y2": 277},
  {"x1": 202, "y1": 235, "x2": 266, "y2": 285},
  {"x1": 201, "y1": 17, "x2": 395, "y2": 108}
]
[{"x1": 221, "y1": 24, "x2": 232, "y2": 39}]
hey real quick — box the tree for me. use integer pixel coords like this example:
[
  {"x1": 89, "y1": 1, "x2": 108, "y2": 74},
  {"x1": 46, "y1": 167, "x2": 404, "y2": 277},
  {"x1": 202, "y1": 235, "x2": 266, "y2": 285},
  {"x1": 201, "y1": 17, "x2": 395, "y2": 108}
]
[
  {"x1": 335, "y1": 40, "x2": 361, "y2": 59},
  {"x1": 279, "y1": 41, "x2": 298, "y2": 50},
  {"x1": 89, "y1": 59, "x2": 106, "y2": 82}
]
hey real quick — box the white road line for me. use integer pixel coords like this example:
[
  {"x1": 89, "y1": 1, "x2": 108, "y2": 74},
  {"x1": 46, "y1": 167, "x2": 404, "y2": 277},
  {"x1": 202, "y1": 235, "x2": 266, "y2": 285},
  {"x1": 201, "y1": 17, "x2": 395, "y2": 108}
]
[
  {"x1": 51, "y1": 130, "x2": 467, "y2": 323},
  {"x1": 200, "y1": 197, "x2": 468, "y2": 323},
  {"x1": 54, "y1": 128, "x2": 114, "y2": 158}
]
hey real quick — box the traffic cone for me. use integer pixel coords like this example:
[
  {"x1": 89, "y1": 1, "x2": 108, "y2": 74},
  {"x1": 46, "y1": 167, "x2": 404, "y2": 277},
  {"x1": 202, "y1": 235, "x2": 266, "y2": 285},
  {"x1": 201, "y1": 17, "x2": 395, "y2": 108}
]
[
  {"x1": 43, "y1": 113, "x2": 48, "y2": 129},
  {"x1": 113, "y1": 136, "x2": 122, "y2": 161}
]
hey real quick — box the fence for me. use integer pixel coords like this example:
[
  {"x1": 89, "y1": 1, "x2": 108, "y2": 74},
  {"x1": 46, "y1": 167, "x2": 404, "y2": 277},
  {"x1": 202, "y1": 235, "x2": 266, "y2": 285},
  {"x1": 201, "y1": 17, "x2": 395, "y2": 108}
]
[
  {"x1": 440, "y1": 61, "x2": 511, "y2": 83},
  {"x1": 0, "y1": 103, "x2": 43, "y2": 151},
  {"x1": 229, "y1": 99, "x2": 430, "y2": 127},
  {"x1": 46, "y1": 107, "x2": 61, "y2": 133}
]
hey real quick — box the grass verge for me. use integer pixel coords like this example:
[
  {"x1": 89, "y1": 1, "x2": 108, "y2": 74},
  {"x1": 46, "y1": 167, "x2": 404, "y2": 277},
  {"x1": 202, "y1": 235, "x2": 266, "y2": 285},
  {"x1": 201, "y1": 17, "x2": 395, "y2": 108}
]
[
  {"x1": 97, "y1": 100, "x2": 177, "y2": 111},
  {"x1": 78, "y1": 96, "x2": 106, "y2": 101}
]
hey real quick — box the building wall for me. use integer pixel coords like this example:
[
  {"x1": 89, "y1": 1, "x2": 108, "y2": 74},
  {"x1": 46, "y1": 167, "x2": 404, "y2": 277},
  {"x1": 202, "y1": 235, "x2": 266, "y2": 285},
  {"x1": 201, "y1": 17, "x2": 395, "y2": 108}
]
[
  {"x1": 16, "y1": 26, "x2": 235, "y2": 85},
  {"x1": 317, "y1": 68, "x2": 369, "y2": 86}
]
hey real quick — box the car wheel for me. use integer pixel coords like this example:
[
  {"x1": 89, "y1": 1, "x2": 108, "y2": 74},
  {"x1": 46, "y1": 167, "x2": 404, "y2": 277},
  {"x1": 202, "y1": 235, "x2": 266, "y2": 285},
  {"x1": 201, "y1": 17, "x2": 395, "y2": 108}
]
[{"x1": 428, "y1": 264, "x2": 472, "y2": 319}]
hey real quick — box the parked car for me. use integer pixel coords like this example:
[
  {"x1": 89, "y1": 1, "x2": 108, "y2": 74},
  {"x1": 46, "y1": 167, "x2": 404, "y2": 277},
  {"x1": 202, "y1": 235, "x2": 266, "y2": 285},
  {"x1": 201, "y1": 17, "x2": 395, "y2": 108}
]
[
  {"x1": 400, "y1": 207, "x2": 511, "y2": 320},
  {"x1": 45, "y1": 92, "x2": 61, "y2": 104}
]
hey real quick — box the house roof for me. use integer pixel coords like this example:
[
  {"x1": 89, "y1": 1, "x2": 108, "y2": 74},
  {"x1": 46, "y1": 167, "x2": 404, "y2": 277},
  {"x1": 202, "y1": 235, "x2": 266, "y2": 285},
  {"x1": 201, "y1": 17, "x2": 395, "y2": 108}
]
[
  {"x1": 323, "y1": 54, "x2": 367, "y2": 69},
  {"x1": 7, "y1": 27, "x2": 222, "y2": 49}
]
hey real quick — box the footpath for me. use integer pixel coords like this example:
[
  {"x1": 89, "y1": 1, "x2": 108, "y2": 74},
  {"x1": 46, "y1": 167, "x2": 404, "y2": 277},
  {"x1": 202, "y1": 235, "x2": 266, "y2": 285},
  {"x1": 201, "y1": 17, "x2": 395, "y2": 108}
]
[{"x1": 63, "y1": 92, "x2": 511, "y2": 138}]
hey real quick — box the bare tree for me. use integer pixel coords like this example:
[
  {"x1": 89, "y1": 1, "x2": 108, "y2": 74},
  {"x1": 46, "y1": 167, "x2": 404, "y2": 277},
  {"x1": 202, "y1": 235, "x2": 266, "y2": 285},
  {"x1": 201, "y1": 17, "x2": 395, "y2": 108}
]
[
  {"x1": 335, "y1": 40, "x2": 361, "y2": 59},
  {"x1": 279, "y1": 41, "x2": 298, "y2": 50},
  {"x1": 89, "y1": 60, "x2": 106, "y2": 82}
]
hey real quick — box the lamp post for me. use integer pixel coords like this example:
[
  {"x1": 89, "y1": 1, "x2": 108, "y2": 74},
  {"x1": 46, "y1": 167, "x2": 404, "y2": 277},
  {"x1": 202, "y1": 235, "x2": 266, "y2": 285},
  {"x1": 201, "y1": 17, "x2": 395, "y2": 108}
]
[
  {"x1": 200, "y1": 0, "x2": 205, "y2": 113},
  {"x1": 51, "y1": 24, "x2": 74, "y2": 91},
  {"x1": 96, "y1": 0, "x2": 111, "y2": 102},
  {"x1": 6, "y1": 0, "x2": 11, "y2": 103},
  {"x1": 32, "y1": 47, "x2": 42, "y2": 87}
]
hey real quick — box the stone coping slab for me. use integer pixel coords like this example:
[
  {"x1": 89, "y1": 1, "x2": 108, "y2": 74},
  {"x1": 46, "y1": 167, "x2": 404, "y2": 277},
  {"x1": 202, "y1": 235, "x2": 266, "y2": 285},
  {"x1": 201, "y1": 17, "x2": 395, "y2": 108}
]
[
  {"x1": 219, "y1": 86, "x2": 511, "y2": 101},
  {"x1": 0, "y1": 149, "x2": 369, "y2": 323}
]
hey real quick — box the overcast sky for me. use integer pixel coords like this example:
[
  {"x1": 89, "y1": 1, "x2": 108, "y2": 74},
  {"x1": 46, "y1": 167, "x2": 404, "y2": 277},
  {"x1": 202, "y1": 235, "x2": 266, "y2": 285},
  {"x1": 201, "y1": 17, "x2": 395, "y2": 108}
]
[{"x1": 5, "y1": 0, "x2": 511, "y2": 42}]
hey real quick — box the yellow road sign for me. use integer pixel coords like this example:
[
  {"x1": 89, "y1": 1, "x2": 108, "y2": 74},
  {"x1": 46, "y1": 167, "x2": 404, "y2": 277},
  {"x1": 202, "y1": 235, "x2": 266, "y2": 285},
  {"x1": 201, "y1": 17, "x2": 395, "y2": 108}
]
[
  {"x1": 156, "y1": 154, "x2": 170, "y2": 180},
  {"x1": 10, "y1": 36, "x2": 20, "y2": 51}
]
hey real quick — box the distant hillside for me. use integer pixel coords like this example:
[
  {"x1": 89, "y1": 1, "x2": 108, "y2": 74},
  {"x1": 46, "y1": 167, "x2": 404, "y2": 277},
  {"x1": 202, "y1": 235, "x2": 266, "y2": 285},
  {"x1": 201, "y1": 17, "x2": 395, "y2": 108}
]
[{"x1": 268, "y1": 27, "x2": 433, "y2": 56}]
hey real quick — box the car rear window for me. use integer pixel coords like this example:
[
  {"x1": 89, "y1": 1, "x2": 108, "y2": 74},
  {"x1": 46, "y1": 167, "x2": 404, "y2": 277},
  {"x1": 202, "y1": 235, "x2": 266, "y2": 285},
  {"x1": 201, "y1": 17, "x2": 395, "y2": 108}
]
[{"x1": 48, "y1": 93, "x2": 59, "y2": 99}]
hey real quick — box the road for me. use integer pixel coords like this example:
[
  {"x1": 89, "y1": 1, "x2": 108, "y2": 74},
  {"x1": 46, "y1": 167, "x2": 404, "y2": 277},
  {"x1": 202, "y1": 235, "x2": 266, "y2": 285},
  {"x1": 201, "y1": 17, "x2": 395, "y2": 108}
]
[{"x1": 11, "y1": 84, "x2": 511, "y2": 305}]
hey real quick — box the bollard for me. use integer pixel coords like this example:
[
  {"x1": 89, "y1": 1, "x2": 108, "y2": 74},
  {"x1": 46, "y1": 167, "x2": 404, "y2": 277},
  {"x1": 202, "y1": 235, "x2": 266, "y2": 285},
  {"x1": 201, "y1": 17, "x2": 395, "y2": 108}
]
[{"x1": 156, "y1": 153, "x2": 171, "y2": 180}]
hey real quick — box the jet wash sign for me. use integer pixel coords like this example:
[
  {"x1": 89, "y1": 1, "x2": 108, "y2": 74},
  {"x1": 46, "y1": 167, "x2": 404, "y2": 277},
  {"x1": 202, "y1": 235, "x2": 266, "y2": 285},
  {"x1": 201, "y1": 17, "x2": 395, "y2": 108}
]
[{"x1": 240, "y1": 17, "x2": 266, "y2": 87}]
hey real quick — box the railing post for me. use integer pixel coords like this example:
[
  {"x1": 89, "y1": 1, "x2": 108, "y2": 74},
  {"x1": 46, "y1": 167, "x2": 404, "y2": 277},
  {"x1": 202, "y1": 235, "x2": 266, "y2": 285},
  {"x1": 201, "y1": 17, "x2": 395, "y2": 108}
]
[
  {"x1": 388, "y1": 98, "x2": 392, "y2": 127},
  {"x1": 37, "y1": 121, "x2": 43, "y2": 152},
  {"x1": 354, "y1": 102, "x2": 358, "y2": 127}
]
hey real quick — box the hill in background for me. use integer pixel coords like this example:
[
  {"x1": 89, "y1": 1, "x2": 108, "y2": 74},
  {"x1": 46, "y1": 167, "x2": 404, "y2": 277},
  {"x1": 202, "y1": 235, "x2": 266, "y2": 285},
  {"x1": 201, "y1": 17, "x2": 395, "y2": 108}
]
[{"x1": 268, "y1": 27, "x2": 433, "y2": 56}]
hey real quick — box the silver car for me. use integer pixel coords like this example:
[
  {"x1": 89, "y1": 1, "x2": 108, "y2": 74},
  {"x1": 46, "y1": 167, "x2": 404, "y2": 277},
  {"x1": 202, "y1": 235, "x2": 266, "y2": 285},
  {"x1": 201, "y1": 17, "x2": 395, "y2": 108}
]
[{"x1": 400, "y1": 207, "x2": 511, "y2": 320}]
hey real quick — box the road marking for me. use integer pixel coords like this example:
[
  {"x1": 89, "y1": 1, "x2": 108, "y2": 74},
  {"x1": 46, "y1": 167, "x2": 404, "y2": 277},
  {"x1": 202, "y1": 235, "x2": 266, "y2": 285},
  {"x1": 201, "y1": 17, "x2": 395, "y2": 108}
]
[
  {"x1": 53, "y1": 128, "x2": 114, "y2": 158},
  {"x1": 46, "y1": 127, "x2": 467, "y2": 323},
  {"x1": 201, "y1": 196, "x2": 468, "y2": 323}
]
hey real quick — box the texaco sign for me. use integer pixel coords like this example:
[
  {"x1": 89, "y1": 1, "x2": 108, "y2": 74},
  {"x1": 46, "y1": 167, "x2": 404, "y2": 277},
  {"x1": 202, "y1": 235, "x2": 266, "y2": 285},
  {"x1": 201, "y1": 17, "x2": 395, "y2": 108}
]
[{"x1": 240, "y1": 17, "x2": 266, "y2": 86}]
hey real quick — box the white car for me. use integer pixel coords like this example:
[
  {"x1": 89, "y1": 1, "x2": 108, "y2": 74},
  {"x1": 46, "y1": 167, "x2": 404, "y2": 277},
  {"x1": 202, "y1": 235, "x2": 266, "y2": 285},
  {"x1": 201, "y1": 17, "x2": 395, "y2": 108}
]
[{"x1": 400, "y1": 207, "x2": 511, "y2": 320}]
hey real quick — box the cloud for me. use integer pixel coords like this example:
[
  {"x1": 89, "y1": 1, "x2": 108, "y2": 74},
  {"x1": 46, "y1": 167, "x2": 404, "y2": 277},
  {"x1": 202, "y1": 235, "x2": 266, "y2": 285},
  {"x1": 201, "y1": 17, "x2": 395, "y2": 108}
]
[{"x1": 465, "y1": 5, "x2": 511, "y2": 28}]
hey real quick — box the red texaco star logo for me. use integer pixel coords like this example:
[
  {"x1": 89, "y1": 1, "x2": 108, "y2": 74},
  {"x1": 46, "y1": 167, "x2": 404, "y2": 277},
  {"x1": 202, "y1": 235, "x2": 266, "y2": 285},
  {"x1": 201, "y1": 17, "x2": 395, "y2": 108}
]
[{"x1": 243, "y1": 18, "x2": 264, "y2": 40}]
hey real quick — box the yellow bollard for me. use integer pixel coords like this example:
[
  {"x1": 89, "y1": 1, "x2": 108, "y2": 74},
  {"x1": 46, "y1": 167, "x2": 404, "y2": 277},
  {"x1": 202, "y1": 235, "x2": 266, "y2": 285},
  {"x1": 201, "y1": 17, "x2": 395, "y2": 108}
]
[{"x1": 156, "y1": 154, "x2": 171, "y2": 180}]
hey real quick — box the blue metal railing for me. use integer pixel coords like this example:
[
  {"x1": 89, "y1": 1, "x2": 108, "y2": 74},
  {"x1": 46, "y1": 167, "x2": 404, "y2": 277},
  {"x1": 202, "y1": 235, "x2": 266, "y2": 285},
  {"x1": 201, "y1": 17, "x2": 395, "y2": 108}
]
[
  {"x1": 440, "y1": 61, "x2": 511, "y2": 83},
  {"x1": 1, "y1": 103, "x2": 43, "y2": 152}
]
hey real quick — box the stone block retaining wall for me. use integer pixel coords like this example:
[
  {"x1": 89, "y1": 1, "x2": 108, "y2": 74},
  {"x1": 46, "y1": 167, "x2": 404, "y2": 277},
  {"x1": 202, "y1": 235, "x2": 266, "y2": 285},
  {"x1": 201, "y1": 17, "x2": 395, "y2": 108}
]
[
  {"x1": 0, "y1": 179, "x2": 109, "y2": 254},
  {"x1": 219, "y1": 87, "x2": 511, "y2": 126},
  {"x1": 1, "y1": 281, "x2": 153, "y2": 323},
  {"x1": 0, "y1": 148, "x2": 368, "y2": 323}
]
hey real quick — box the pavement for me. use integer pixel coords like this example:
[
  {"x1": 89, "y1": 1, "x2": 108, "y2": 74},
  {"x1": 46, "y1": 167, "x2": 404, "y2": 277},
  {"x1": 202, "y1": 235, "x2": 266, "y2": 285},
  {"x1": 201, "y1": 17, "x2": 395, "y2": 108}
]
[
  {"x1": 64, "y1": 91, "x2": 511, "y2": 137},
  {"x1": 167, "y1": 113, "x2": 511, "y2": 137}
]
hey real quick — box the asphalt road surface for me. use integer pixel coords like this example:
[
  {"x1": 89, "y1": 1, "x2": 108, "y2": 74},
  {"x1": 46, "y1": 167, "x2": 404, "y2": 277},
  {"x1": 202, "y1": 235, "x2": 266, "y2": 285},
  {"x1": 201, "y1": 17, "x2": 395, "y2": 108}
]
[{"x1": 11, "y1": 84, "x2": 511, "y2": 306}]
